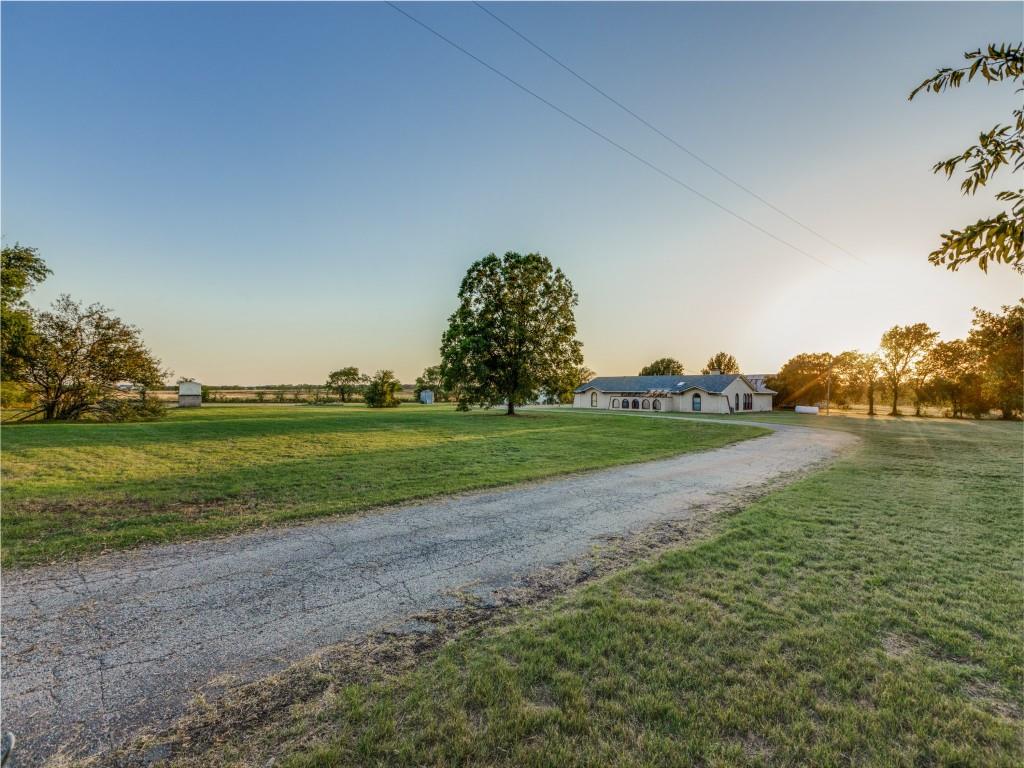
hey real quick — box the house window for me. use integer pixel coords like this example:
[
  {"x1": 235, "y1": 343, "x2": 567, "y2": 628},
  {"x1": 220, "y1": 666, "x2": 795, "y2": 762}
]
[
  {"x1": 692, "y1": 393, "x2": 702, "y2": 412},
  {"x1": 735, "y1": 393, "x2": 739, "y2": 411},
  {"x1": 622, "y1": 399, "x2": 630, "y2": 409},
  {"x1": 641, "y1": 399, "x2": 650, "y2": 410},
  {"x1": 744, "y1": 393, "x2": 753, "y2": 410},
  {"x1": 632, "y1": 399, "x2": 640, "y2": 409},
  {"x1": 652, "y1": 399, "x2": 661, "y2": 411},
  {"x1": 591, "y1": 392, "x2": 598, "y2": 407},
  {"x1": 611, "y1": 398, "x2": 619, "y2": 409}
]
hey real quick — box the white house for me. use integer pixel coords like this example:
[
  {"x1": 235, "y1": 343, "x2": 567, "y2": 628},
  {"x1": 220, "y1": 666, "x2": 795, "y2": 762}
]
[{"x1": 572, "y1": 374, "x2": 775, "y2": 414}]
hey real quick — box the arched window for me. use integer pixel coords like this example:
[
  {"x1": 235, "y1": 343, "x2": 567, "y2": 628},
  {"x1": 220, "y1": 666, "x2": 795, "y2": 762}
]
[
  {"x1": 652, "y1": 399, "x2": 661, "y2": 411},
  {"x1": 611, "y1": 398, "x2": 619, "y2": 409},
  {"x1": 735, "y1": 393, "x2": 739, "y2": 411},
  {"x1": 641, "y1": 399, "x2": 650, "y2": 410},
  {"x1": 591, "y1": 392, "x2": 598, "y2": 407},
  {"x1": 622, "y1": 399, "x2": 630, "y2": 409},
  {"x1": 692, "y1": 393, "x2": 702, "y2": 412},
  {"x1": 632, "y1": 399, "x2": 640, "y2": 409}
]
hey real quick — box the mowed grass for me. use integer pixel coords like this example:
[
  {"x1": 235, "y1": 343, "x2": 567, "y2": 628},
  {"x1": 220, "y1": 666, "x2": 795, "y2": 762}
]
[
  {"x1": 279, "y1": 415, "x2": 1022, "y2": 768},
  {"x1": 0, "y1": 405, "x2": 764, "y2": 566}
]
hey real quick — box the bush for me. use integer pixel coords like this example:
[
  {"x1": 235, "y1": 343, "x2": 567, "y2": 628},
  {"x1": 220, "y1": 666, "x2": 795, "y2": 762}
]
[
  {"x1": 364, "y1": 370, "x2": 401, "y2": 408},
  {"x1": 89, "y1": 397, "x2": 166, "y2": 422}
]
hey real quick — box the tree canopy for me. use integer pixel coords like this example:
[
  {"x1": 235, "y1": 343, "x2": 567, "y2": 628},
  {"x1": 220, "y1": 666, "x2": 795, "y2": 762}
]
[
  {"x1": 967, "y1": 300, "x2": 1023, "y2": 418},
  {"x1": 767, "y1": 353, "x2": 834, "y2": 407},
  {"x1": 440, "y1": 252, "x2": 583, "y2": 415},
  {"x1": 19, "y1": 295, "x2": 166, "y2": 420},
  {"x1": 909, "y1": 43, "x2": 1023, "y2": 274},
  {"x1": 701, "y1": 352, "x2": 739, "y2": 375},
  {"x1": 326, "y1": 367, "x2": 366, "y2": 402},
  {"x1": 639, "y1": 358, "x2": 683, "y2": 376},
  {"x1": 363, "y1": 369, "x2": 402, "y2": 408},
  {"x1": 922, "y1": 340, "x2": 981, "y2": 418},
  {"x1": 879, "y1": 323, "x2": 939, "y2": 416},
  {"x1": 1, "y1": 243, "x2": 51, "y2": 380}
]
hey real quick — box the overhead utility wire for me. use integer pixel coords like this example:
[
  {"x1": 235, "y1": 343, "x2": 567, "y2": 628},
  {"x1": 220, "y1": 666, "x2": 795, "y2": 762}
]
[
  {"x1": 473, "y1": 1, "x2": 863, "y2": 264},
  {"x1": 387, "y1": 2, "x2": 838, "y2": 271}
]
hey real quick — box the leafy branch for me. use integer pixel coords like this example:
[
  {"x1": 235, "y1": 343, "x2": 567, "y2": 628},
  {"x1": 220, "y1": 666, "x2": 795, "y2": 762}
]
[{"x1": 909, "y1": 43, "x2": 1023, "y2": 274}]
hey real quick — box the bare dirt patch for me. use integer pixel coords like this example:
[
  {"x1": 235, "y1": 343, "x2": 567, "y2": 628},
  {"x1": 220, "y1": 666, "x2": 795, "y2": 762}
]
[
  {"x1": 881, "y1": 632, "x2": 920, "y2": 659},
  {"x1": 964, "y1": 680, "x2": 1023, "y2": 720}
]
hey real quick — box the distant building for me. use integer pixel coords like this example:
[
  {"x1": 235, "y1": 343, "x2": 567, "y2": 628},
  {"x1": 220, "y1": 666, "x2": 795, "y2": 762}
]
[
  {"x1": 573, "y1": 374, "x2": 775, "y2": 414},
  {"x1": 419, "y1": 389, "x2": 434, "y2": 404},
  {"x1": 178, "y1": 381, "x2": 202, "y2": 408}
]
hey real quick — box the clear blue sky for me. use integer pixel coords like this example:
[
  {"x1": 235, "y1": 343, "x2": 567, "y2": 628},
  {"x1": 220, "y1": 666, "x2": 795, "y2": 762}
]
[{"x1": 3, "y1": 1, "x2": 1021, "y2": 384}]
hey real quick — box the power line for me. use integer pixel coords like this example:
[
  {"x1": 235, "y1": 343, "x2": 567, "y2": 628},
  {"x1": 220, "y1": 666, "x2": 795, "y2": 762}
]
[
  {"x1": 473, "y1": 1, "x2": 864, "y2": 264},
  {"x1": 386, "y1": 2, "x2": 839, "y2": 271}
]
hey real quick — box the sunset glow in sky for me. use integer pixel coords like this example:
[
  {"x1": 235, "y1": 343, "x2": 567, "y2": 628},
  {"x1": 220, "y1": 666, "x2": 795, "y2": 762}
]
[{"x1": 3, "y1": 1, "x2": 1021, "y2": 383}]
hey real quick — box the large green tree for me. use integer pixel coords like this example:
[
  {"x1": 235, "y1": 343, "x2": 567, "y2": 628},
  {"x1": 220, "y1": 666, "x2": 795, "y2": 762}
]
[
  {"x1": 19, "y1": 295, "x2": 166, "y2": 420},
  {"x1": 841, "y1": 351, "x2": 882, "y2": 416},
  {"x1": 440, "y1": 252, "x2": 583, "y2": 416},
  {"x1": 639, "y1": 357, "x2": 683, "y2": 376},
  {"x1": 909, "y1": 43, "x2": 1023, "y2": 274},
  {"x1": 967, "y1": 300, "x2": 1023, "y2": 419},
  {"x1": 879, "y1": 323, "x2": 939, "y2": 416},
  {"x1": 326, "y1": 366, "x2": 366, "y2": 402},
  {"x1": 1, "y1": 243, "x2": 51, "y2": 380},
  {"x1": 766, "y1": 353, "x2": 834, "y2": 407},
  {"x1": 923, "y1": 339, "x2": 981, "y2": 418},
  {"x1": 701, "y1": 352, "x2": 739, "y2": 375}
]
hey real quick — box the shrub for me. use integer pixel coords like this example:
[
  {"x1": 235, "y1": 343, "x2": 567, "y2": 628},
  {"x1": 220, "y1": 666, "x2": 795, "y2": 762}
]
[
  {"x1": 90, "y1": 397, "x2": 166, "y2": 422},
  {"x1": 364, "y1": 370, "x2": 401, "y2": 408}
]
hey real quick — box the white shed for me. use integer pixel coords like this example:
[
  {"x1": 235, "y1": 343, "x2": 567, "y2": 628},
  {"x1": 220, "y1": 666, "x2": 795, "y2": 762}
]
[{"x1": 178, "y1": 381, "x2": 202, "y2": 408}]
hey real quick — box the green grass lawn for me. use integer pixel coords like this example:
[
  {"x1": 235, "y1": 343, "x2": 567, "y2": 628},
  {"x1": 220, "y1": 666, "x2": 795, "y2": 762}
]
[
  {"x1": 0, "y1": 404, "x2": 764, "y2": 566},
  {"x1": 275, "y1": 414, "x2": 1022, "y2": 768}
]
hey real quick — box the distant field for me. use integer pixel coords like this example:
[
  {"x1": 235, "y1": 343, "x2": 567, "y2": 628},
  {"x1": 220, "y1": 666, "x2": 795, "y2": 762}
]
[
  {"x1": 148, "y1": 386, "x2": 421, "y2": 404},
  {"x1": 0, "y1": 405, "x2": 765, "y2": 566}
]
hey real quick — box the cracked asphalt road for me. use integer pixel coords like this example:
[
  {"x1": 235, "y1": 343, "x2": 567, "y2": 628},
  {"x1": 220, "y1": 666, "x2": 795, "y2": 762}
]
[{"x1": 1, "y1": 418, "x2": 855, "y2": 765}]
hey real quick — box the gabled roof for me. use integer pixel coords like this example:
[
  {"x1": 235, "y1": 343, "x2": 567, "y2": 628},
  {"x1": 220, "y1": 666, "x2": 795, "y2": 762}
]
[
  {"x1": 743, "y1": 374, "x2": 778, "y2": 394},
  {"x1": 575, "y1": 374, "x2": 742, "y2": 395},
  {"x1": 576, "y1": 374, "x2": 777, "y2": 396}
]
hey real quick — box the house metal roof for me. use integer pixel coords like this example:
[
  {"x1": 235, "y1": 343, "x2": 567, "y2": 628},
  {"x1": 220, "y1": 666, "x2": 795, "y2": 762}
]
[
  {"x1": 575, "y1": 374, "x2": 777, "y2": 396},
  {"x1": 575, "y1": 374, "x2": 736, "y2": 395}
]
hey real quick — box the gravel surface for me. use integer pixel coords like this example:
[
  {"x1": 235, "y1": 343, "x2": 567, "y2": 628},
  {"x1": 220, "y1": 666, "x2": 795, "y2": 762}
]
[{"x1": 1, "y1": 418, "x2": 855, "y2": 764}]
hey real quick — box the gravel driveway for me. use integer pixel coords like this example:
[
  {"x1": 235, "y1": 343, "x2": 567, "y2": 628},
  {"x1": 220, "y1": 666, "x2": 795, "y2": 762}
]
[{"x1": 1, "y1": 418, "x2": 855, "y2": 764}]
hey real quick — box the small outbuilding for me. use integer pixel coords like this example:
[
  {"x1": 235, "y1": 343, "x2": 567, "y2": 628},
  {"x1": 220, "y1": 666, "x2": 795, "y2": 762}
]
[
  {"x1": 178, "y1": 381, "x2": 202, "y2": 408},
  {"x1": 419, "y1": 389, "x2": 434, "y2": 405}
]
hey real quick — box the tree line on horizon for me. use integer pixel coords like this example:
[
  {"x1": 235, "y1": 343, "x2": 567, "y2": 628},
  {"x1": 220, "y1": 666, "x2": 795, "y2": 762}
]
[
  {"x1": 3, "y1": 243, "x2": 1020, "y2": 422},
  {"x1": 767, "y1": 305, "x2": 1022, "y2": 419}
]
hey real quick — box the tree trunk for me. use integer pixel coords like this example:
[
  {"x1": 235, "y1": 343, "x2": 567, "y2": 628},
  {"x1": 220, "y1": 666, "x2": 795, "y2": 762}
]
[
  {"x1": 867, "y1": 382, "x2": 875, "y2": 416},
  {"x1": 506, "y1": 401, "x2": 516, "y2": 416},
  {"x1": 891, "y1": 384, "x2": 899, "y2": 416}
]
